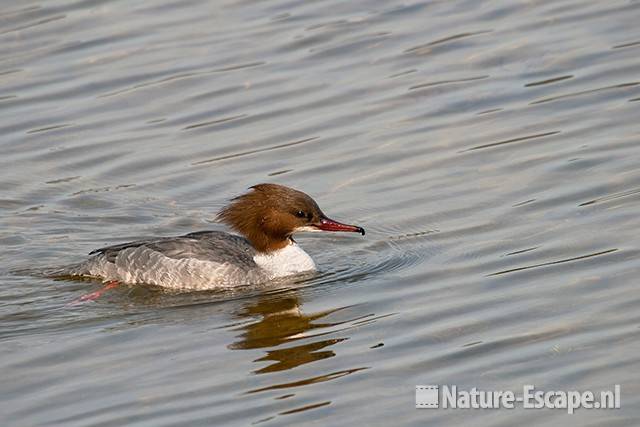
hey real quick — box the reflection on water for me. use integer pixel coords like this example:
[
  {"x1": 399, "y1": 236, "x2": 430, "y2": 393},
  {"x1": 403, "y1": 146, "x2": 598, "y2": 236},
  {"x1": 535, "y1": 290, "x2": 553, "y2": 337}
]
[
  {"x1": 247, "y1": 366, "x2": 369, "y2": 395},
  {"x1": 229, "y1": 292, "x2": 349, "y2": 374},
  {"x1": 229, "y1": 290, "x2": 370, "y2": 421}
]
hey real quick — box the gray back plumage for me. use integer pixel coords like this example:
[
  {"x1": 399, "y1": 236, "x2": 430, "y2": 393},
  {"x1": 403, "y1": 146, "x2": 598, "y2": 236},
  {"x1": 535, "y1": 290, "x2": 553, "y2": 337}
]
[{"x1": 90, "y1": 231, "x2": 258, "y2": 269}]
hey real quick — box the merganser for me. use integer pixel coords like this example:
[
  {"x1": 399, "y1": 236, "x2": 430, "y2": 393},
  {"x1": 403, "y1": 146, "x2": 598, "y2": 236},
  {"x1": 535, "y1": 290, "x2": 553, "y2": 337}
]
[{"x1": 67, "y1": 184, "x2": 365, "y2": 290}]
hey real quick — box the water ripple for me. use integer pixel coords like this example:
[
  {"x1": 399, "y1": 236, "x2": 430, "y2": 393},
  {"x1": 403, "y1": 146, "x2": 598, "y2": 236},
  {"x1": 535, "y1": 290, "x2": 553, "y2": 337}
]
[
  {"x1": 404, "y1": 30, "x2": 493, "y2": 54},
  {"x1": 462, "y1": 131, "x2": 561, "y2": 152},
  {"x1": 530, "y1": 81, "x2": 640, "y2": 105},
  {"x1": 192, "y1": 137, "x2": 320, "y2": 165},
  {"x1": 487, "y1": 249, "x2": 618, "y2": 277}
]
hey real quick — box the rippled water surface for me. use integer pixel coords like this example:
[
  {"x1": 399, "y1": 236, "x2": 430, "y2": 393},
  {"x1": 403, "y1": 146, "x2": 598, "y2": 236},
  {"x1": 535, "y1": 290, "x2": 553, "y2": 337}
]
[{"x1": 2, "y1": 0, "x2": 640, "y2": 425}]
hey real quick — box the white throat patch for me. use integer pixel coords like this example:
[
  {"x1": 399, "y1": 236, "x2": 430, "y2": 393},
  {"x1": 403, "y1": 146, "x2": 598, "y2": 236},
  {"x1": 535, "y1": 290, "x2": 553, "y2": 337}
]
[{"x1": 253, "y1": 242, "x2": 316, "y2": 278}]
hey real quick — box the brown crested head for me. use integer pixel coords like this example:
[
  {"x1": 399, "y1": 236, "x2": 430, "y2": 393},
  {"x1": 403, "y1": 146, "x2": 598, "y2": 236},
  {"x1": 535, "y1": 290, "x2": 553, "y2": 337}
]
[{"x1": 216, "y1": 183, "x2": 364, "y2": 253}]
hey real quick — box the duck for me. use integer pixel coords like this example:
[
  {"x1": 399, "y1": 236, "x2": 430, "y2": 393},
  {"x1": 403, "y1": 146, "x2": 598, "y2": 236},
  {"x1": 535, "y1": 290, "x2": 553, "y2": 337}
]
[{"x1": 67, "y1": 184, "x2": 364, "y2": 290}]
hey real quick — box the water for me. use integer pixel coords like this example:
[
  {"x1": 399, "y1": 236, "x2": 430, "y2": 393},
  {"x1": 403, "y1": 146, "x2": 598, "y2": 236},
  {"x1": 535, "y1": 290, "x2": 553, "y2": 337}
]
[{"x1": 2, "y1": 0, "x2": 640, "y2": 425}]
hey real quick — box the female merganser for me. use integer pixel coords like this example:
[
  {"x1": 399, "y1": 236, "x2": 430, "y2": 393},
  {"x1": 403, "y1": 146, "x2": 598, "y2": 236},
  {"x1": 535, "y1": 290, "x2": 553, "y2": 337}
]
[{"x1": 67, "y1": 184, "x2": 364, "y2": 290}]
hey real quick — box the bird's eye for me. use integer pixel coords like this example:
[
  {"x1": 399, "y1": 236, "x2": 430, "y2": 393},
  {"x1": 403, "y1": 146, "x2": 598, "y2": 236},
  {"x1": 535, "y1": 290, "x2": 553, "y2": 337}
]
[{"x1": 295, "y1": 210, "x2": 306, "y2": 218}]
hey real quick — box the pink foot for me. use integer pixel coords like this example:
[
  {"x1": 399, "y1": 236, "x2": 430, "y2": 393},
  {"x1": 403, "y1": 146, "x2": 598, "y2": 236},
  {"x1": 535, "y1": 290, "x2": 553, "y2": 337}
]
[{"x1": 67, "y1": 280, "x2": 120, "y2": 306}]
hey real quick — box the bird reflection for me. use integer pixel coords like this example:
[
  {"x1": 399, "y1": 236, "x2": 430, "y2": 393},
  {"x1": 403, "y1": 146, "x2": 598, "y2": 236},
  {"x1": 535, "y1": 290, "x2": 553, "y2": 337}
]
[{"x1": 228, "y1": 291, "x2": 348, "y2": 374}]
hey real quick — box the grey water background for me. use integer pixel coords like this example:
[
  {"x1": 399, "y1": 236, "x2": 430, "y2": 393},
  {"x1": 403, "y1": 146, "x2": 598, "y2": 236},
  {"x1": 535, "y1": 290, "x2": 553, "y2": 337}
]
[{"x1": 2, "y1": 0, "x2": 640, "y2": 425}]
